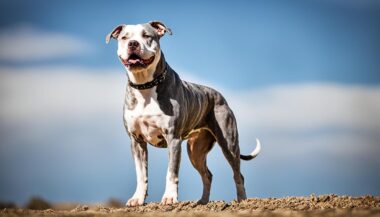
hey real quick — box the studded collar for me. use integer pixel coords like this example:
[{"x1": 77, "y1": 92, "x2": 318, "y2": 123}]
[{"x1": 128, "y1": 67, "x2": 168, "y2": 90}]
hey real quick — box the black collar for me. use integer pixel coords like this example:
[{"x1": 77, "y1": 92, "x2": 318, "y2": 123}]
[{"x1": 128, "y1": 68, "x2": 168, "y2": 90}]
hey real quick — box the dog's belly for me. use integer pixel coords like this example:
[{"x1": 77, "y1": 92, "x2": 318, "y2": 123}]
[
  {"x1": 129, "y1": 115, "x2": 167, "y2": 147},
  {"x1": 124, "y1": 92, "x2": 170, "y2": 147}
]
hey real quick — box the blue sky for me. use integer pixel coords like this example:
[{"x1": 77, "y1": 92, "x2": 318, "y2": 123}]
[{"x1": 0, "y1": 0, "x2": 380, "y2": 205}]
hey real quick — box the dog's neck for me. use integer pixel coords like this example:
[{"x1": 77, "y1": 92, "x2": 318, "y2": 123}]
[{"x1": 126, "y1": 51, "x2": 167, "y2": 85}]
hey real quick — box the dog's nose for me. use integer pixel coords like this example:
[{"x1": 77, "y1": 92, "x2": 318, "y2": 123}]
[{"x1": 128, "y1": 40, "x2": 140, "y2": 50}]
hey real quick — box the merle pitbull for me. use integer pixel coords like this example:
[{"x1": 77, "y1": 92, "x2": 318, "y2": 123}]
[{"x1": 106, "y1": 21, "x2": 261, "y2": 207}]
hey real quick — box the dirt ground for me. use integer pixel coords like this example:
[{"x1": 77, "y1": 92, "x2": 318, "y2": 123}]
[{"x1": 1, "y1": 195, "x2": 379, "y2": 217}]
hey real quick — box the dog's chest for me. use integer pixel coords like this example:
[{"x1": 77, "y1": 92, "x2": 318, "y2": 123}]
[{"x1": 124, "y1": 88, "x2": 170, "y2": 147}]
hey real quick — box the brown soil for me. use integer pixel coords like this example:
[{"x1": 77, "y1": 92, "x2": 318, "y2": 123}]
[{"x1": 1, "y1": 195, "x2": 379, "y2": 217}]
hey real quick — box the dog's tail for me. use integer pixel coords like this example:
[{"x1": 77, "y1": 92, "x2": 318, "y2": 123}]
[{"x1": 240, "y1": 138, "x2": 261, "y2": 161}]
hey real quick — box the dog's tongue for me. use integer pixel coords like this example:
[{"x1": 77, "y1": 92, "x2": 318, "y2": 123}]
[
  {"x1": 129, "y1": 59, "x2": 145, "y2": 65},
  {"x1": 128, "y1": 59, "x2": 140, "y2": 64}
]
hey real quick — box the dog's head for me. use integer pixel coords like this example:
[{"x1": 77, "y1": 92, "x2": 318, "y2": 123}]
[{"x1": 106, "y1": 21, "x2": 171, "y2": 74}]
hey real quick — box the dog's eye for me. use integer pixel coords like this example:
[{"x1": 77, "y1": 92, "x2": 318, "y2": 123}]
[
  {"x1": 142, "y1": 33, "x2": 151, "y2": 39},
  {"x1": 121, "y1": 36, "x2": 127, "y2": 40}
]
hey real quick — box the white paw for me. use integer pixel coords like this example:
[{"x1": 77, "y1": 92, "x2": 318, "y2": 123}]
[
  {"x1": 126, "y1": 196, "x2": 145, "y2": 207},
  {"x1": 161, "y1": 196, "x2": 178, "y2": 205},
  {"x1": 161, "y1": 191, "x2": 178, "y2": 205}
]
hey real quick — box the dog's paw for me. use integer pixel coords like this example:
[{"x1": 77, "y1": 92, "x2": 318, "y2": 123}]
[
  {"x1": 196, "y1": 198, "x2": 209, "y2": 205},
  {"x1": 126, "y1": 197, "x2": 144, "y2": 207},
  {"x1": 161, "y1": 196, "x2": 178, "y2": 205}
]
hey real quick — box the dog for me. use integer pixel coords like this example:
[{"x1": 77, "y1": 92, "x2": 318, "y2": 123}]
[{"x1": 106, "y1": 21, "x2": 261, "y2": 207}]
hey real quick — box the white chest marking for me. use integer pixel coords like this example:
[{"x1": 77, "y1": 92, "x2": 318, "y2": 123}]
[{"x1": 124, "y1": 87, "x2": 170, "y2": 146}]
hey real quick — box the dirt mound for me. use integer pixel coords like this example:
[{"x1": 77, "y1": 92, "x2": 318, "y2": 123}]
[
  {"x1": 117, "y1": 195, "x2": 380, "y2": 212},
  {"x1": 1, "y1": 195, "x2": 379, "y2": 217}
]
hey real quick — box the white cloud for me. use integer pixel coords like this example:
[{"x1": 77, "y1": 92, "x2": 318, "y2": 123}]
[
  {"x1": 0, "y1": 25, "x2": 92, "y2": 61},
  {"x1": 1, "y1": 66, "x2": 380, "y2": 133},
  {"x1": 0, "y1": 66, "x2": 125, "y2": 123},
  {"x1": 225, "y1": 84, "x2": 380, "y2": 132}
]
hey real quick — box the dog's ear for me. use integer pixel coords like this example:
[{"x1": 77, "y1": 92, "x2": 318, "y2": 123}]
[
  {"x1": 106, "y1": 24, "x2": 125, "y2": 44},
  {"x1": 149, "y1": 21, "x2": 172, "y2": 37}
]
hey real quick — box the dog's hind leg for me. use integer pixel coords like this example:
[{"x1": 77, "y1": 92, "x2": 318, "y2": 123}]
[
  {"x1": 187, "y1": 129, "x2": 215, "y2": 204},
  {"x1": 209, "y1": 101, "x2": 247, "y2": 202}
]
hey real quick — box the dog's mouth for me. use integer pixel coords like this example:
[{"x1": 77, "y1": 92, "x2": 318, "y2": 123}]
[{"x1": 121, "y1": 53, "x2": 155, "y2": 68}]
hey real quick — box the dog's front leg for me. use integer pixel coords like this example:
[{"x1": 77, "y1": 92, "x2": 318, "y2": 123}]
[
  {"x1": 126, "y1": 138, "x2": 148, "y2": 207},
  {"x1": 161, "y1": 138, "x2": 181, "y2": 205}
]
